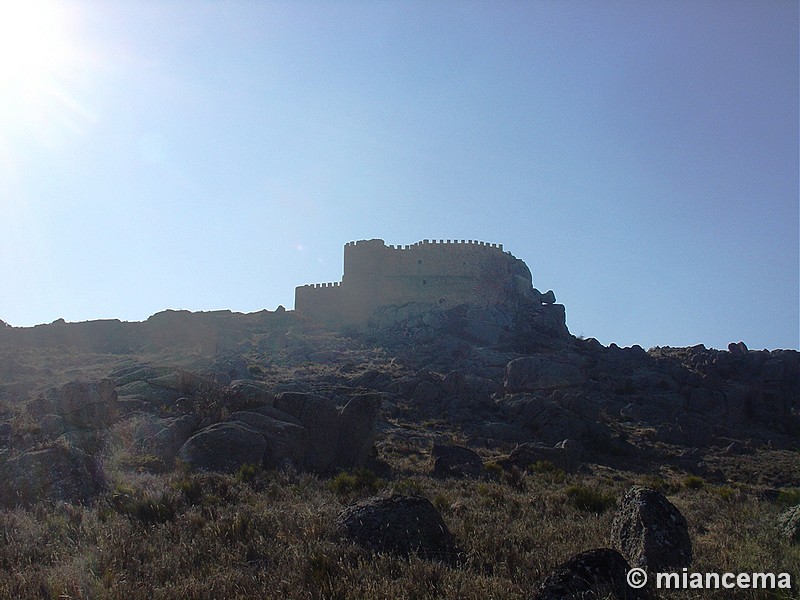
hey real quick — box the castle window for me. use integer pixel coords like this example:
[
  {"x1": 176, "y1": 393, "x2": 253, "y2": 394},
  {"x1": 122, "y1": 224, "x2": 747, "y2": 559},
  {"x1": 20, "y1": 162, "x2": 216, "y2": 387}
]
[
  {"x1": 423, "y1": 279, "x2": 427, "y2": 285},
  {"x1": 417, "y1": 259, "x2": 422, "y2": 265}
]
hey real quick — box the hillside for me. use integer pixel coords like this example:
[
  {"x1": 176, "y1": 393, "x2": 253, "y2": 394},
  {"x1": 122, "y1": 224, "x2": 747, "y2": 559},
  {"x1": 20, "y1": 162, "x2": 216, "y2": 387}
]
[{"x1": 0, "y1": 306, "x2": 797, "y2": 598}]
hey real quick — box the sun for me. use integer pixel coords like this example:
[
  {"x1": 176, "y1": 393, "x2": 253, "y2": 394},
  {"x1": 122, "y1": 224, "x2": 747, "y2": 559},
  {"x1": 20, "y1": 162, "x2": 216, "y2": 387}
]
[
  {"x1": 0, "y1": 1, "x2": 66, "y2": 91},
  {"x1": 0, "y1": 0, "x2": 86, "y2": 137}
]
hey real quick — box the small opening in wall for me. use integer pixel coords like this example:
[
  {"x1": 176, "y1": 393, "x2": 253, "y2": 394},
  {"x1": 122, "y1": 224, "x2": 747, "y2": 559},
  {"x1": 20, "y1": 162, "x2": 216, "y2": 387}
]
[
  {"x1": 417, "y1": 259, "x2": 422, "y2": 265},
  {"x1": 423, "y1": 279, "x2": 427, "y2": 285}
]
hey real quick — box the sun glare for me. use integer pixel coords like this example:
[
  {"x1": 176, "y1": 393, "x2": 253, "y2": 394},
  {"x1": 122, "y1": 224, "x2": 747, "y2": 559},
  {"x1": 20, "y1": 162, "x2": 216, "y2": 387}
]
[
  {"x1": 0, "y1": 0, "x2": 88, "y2": 142},
  {"x1": 0, "y1": 1, "x2": 65, "y2": 90}
]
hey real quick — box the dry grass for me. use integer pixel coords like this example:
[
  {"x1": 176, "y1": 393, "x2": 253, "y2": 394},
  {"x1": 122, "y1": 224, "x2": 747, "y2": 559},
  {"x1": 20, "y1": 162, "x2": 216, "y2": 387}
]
[{"x1": 0, "y1": 447, "x2": 797, "y2": 600}]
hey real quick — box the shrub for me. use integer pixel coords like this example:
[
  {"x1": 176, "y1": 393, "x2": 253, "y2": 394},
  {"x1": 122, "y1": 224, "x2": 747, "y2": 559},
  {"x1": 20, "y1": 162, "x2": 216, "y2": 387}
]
[
  {"x1": 710, "y1": 485, "x2": 738, "y2": 502},
  {"x1": 236, "y1": 463, "x2": 261, "y2": 484},
  {"x1": 174, "y1": 475, "x2": 204, "y2": 505},
  {"x1": 565, "y1": 484, "x2": 616, "y2": 514},
  {"x1": 328, "y1": 468, "x2": 384, "y2": 498},
  {"x1": 682, "y1": 475, "x2": 706, "y2": 490},
  {"x1": 109, "y1": 487, "x2": 180, "y2": 525},
  {"x1": 528, "y1": 460, "x2": 566, "y2": 483},
  {"x1": 483, "y1": 461, "x2": 503, "y2": 480},
  {"x1": 432, "y1": 492, "x2": 451, "y2": 513},
  {"x1": 392, "y1": 477, "x2": 425, "y2": 496},
  {"x1": 776, "y1": 488, "x2": 800, "y2": 508}
]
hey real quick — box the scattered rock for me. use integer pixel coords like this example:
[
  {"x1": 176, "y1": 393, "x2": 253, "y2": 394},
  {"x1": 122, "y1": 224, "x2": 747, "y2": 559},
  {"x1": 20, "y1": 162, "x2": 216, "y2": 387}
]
[
  {"x1": 533, "y1": 548, "x2": 653, "y2": 600},
  {"x1": 177, "y1": 421, "x2": 267, "y2": 473},
  {"x1": 611, "y1": 486, "x2": 692, "y2": 571},
  {"x1": 431, "y1": 444, "x2": 483, "y2": 478},
  {"x1": 335, "y1": 494, "x2": 457, "y2": 559}
]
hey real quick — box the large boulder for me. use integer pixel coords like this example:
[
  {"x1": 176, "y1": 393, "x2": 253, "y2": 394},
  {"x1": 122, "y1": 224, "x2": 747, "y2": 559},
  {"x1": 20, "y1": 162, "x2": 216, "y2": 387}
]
[
  {"x1": 223, "y1": 380, "x2": 275, "y2": 411},
  {"x1": 177, "y1": 422, "x2": 267, "y2": 473},
  {"x1": 0, "y1": 444, "x2": 105, "y2": 506},
  {"x1": 336, "y1": 393, "x2": 381, "y2": 468},
  {"x1": 274, "y1": 392, "x2": 340, "y2": 472},
  {"x1": 533, "y1": 548, "x2": 653, "y2": 600},
  {"x1": 335, "y1": 494, "x2": 457, "y2": 559},
  {"x1": 226, "y1": 411, "x2": 308, "y2": 468},
  {"x1": 611, "y1": 486, "x2": 692, "y2": 571},
  {"x1": 504, "y1": 356, "x2": 584, "y2": 393},
  {"x1": 141, "y1": 414, "x2": 199, "y2": 464},
  {"x1": 431, "y1": 444, "x2": 483, "y2": 478},
  {"x1": 30, "y1": 379, "x2": 119, "y2": 429}
]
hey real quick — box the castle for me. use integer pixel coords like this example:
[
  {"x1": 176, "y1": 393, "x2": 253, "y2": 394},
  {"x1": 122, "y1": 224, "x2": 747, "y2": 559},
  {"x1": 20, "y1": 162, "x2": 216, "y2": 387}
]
[{"x1": 295, "y1": 238, "x2": 546, "y2": 327}]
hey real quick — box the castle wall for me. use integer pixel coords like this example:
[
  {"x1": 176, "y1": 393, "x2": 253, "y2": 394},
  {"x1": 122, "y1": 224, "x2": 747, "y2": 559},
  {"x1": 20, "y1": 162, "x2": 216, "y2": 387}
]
[
  {"x1": 294, "y1": 282, "x2": 342, "y2": 324},
  {"x1": 296, "y1": 238, "x2": 527, "y2": 326}
]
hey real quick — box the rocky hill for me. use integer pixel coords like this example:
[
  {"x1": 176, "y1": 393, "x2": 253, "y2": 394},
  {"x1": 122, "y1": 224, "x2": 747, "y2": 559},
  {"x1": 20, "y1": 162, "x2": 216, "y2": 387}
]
[
  {"x1": 0, "y1": 303, "x2": 798, "y2": 598},
  {"x1": 1, "y1": 304, "x2": 797, "y2": 482}
]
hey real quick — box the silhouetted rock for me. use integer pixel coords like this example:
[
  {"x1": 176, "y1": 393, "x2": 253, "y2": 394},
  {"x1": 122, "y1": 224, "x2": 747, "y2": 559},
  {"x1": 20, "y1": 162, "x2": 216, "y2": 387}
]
[
  {"x1": 611, "y1": 486, "x2": 692, "y2": 571},
  {"x1": 335, "y1": 494, "x2": 457, "y2": 559}
]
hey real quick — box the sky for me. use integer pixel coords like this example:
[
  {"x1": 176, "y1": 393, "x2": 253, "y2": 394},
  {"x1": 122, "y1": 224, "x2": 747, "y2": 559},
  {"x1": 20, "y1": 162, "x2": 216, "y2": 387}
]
[{"x1": 0, "y1": 0, "x2": 797, "y2": 351}]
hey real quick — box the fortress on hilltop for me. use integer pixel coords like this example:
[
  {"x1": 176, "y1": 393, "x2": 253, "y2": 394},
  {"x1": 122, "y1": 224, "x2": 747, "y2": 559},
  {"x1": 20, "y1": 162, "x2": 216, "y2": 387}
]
[{"x1": 295, "y1": 238, "x2": 551, "y2": 327}]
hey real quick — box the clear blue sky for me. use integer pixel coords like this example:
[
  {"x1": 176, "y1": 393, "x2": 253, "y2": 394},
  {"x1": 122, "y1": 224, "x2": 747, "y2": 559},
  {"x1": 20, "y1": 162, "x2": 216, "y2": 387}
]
[{"x1": 1, "y1": 1, "x2": 797, "y2": 350}]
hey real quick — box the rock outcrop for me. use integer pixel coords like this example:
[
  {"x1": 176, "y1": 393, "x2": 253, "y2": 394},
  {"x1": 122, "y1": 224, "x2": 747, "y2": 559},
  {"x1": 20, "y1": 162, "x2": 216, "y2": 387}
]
[
  {"x1": 176, "y1": 388, "x2": 381, "y2": 474},
  {"x1": 504, "y1": 356, "x2": 584, "y2": 393}
]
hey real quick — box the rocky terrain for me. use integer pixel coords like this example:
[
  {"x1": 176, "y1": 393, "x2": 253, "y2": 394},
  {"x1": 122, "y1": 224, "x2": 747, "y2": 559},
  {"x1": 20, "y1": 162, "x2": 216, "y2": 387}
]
[{"x1": 0, "y1": 303, "x2": 797, "y2": 598}]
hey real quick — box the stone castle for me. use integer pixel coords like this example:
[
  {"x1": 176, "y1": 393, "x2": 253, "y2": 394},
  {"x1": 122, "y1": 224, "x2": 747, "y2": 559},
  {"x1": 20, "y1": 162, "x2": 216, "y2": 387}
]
[{"x1": 295, "y1": 238, "x2": 552, "y2": 327}]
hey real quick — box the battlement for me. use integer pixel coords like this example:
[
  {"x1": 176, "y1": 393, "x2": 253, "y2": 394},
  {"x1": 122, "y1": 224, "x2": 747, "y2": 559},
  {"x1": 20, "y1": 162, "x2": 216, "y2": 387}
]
[
  {"x1": 346, "y1": 239, "x2": 505, "y2": 252},
  {"x1": 296, "y1": 238, "x2": 534, "y2": 326},
  {"x1": 296, "y1": 282, "x2": 341, "y2": 289}
]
